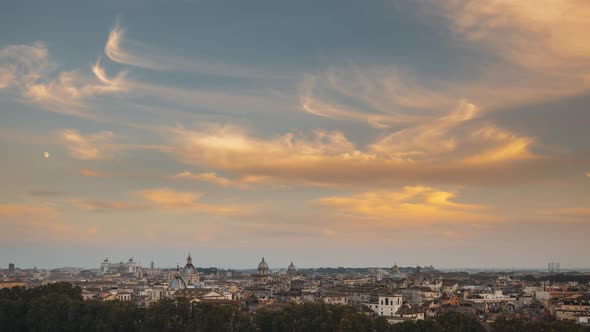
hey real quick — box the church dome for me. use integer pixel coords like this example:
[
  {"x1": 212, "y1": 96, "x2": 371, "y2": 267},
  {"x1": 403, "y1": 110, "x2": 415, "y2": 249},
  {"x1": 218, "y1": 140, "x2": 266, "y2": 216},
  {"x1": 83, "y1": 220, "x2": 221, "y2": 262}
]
[
  {"x1": 258, "y1": 257, "x2": 269, "y2": 276},
  {"x1": 168, "y1": 266, "x2": 187, "y2": 290},
  {"x1": 168, "y1": 276, "x2": 187, "y2": 290},
  {"x1": 182, "y1": 253, "x2": 197, "y2": 276},
  {"x1": 287, "y1": 261, "x2": 296, "y2": 276}
]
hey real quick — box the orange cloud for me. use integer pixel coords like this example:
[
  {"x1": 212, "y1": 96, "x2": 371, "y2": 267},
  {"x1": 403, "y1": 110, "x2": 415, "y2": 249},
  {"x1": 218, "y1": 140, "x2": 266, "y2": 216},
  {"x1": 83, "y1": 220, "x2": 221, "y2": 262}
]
[
  {"x1": 166, "y1": 104, "x2": 539, "y2": 187},
  {"x1": 318, "y1": 186, "x2": 488, "y2": 224},
  {"x1": 70, "y1": 199, "x2": 146, "y2": 212},
  {"x1": 60, "y1": 129, "x2": 116, "y2": 160},
  {"x1": 436, "y1": 0, "x2": 590, "y2": 71},
  {"x1": 419, "y1": 0, "x2": 590, "y2": 108},
  {"x1": 80, "y1": 169, "x2": 108, "y2": 177},
  {"x1": 0, "y1": 204, "x2": 58, "y2": 219},
  {"x1": 137, "y1": 188, "x2": 255, "y2": 216},
  {"x1": 172, "y1": 171, "x2": 233, "y2": 187},
  {"x1": 172, "y1": 171, "x2": 269, "y2": 188},
  {"x1": 0, "y1": 204, "x2": 99, "y2": 245},
  {"x1": 301, "y1": 1, "x2": 590, "y2": 133}
]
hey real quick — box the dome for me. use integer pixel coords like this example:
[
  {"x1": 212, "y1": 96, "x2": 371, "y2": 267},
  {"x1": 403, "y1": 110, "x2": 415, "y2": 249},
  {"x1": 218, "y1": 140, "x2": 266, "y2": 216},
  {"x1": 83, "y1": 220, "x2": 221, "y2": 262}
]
[
  {"x1": 182, "y1": 253, "x2": 197, "y2": 277},
  {"x1": 287, "y1": 261, "x2": 296, "y2": 276},
  {"x1": 257, "y1": 257, "x2": 269, "y2": 276},
  {"x1": 168, "y1": 275, "x2": 187, "y2": 290},
  {"x1": 168, "y1": 266, "x2": 187, "y2": 290}
]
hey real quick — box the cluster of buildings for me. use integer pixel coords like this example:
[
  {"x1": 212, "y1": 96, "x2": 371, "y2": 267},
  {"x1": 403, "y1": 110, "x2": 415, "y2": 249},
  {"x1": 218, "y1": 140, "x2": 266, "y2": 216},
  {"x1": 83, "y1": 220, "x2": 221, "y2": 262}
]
[{"x1": 2, "y1": 257, "x2": 590, "y2": 326}]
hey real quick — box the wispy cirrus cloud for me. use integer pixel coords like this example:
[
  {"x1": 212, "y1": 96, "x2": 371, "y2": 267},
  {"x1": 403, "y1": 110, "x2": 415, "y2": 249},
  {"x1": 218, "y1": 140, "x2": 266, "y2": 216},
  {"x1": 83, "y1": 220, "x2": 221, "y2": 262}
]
[
  {"x1": 418, "y1": 0, "x2": 590, "y2": 107},
  {"x1": 301, "y1": 0, "x2": 590, "y2": 131},
  {"x1": 300, "y1": 68, "x2": 452, "y2": 128},
  {"x1": 105, "y1": 25, "x2": 285, "y2": 79},
  {"x1": 0, "y1": 44, "x2": 128, "y2": 117}
]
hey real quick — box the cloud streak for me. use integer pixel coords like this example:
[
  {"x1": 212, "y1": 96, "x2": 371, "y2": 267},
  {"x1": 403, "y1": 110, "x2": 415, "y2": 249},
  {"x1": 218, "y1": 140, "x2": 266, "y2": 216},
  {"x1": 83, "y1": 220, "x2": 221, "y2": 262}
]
[
  {"x1": 318, "y1": 186, "x2": 488, "y2": 224},
  {"x1": 69, "y1": 188, "x2": 255, "y2": 217},
  {"x1": 105, "y1": 25, "x2": 286, "y2": 79},
  {"x1": 137, "y1": 188, "x2": 254, "y2": 216},
  {"x1": 165, "y1": 102, "x2": 541, "y2": 187}
]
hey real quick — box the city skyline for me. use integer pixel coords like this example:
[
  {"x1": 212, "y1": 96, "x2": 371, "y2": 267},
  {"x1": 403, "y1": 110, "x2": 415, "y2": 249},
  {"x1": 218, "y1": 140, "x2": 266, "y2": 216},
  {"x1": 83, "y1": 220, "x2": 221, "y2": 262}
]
[{"x1": 1, "y1": 1, "x2": 590, "y2": 269}]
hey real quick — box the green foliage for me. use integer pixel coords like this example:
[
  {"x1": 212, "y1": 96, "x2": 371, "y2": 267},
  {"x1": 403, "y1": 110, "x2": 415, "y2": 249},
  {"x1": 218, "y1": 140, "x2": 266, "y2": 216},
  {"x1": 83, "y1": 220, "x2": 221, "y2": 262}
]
[
  {"x1": 255, "y1": 302, "x2": 380, "y2": 332},
  {"x1": 492, "y1": 316, "x2": 590, "y2": 332},
  {"x1": 389, "y1": 311, "x2": 486, "y2": 332}
]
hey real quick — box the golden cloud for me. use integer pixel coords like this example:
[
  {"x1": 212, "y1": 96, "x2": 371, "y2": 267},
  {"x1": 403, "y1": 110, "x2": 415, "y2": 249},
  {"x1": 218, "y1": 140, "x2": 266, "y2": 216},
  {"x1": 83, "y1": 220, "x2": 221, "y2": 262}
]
[
  {"x1": 0, "y1": 204, "x2": 58, "y2": 219},
  {"x1": 301, "y1": 1, "x2": 590, "y2": 132},
  {"x1": 68, "y1": 188, "x2": 254, "y2": 217},
  {"x1": 172, "y1": 171, "x2": 234, "y2": 187},
  {"x1": 79, "y1": 169, "x2": 109, "y2": 178},
  {"x1": 137, "y1": 188, "x2": 255, "y2": 216},
  {"x1": 60, "y1": 129, "x2": 116, "y2": 160},
  {"x1": 0, "y1": 204, "x2": 98, "y2": 245},
  {"x1": 318, "y1": 186, "x2": 489, "y2": 223},
  {"x1": 166, "y1": 102, "x2": 540, "y2": 187},
  {"x1": 422, "y1": 0, "x2": 590, "y2": 107}
]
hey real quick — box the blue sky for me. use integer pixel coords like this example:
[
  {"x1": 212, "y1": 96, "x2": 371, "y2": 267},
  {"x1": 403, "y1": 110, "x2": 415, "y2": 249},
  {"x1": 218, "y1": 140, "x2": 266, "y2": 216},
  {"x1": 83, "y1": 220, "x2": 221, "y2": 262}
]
[{"x1": 1, "y1": 0, "x2": 589, "y2": 269}]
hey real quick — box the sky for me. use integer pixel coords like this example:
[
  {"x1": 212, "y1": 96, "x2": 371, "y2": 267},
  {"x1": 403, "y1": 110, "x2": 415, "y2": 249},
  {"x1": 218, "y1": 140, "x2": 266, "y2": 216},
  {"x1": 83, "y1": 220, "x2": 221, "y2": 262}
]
[{"x1": 1, "y1": 0, "x2": 589, "y2": 270}]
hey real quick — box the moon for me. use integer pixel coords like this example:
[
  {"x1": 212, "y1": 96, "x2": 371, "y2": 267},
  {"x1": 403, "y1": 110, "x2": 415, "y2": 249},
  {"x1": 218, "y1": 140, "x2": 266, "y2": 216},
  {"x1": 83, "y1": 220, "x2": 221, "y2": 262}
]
[{"x1": 44, "y1": 152, "x2": 49, "y2": 159}]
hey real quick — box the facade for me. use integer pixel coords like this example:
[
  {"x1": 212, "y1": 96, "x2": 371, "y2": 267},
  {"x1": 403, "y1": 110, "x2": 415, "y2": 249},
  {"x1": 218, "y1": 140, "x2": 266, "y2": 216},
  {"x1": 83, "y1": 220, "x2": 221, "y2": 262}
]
[
  {"x1": 100, "y1": 258, "x2": 139, "y2": 275},
  {"x1": 378, "y1": 294, "x2": 403, "y2": 317},
  {"x1": 555, "y1": 295, "x2": 590, "y2": 321},
  {"x1": 366, "y1": 293, "x2": 403, "y2": 317}
]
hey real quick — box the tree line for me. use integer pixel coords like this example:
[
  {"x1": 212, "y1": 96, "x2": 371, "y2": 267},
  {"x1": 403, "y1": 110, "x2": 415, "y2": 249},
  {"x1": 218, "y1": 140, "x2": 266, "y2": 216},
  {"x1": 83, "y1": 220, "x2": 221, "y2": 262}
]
[{"x1": 1, "y1": 283, "x2": 588, "y2": 332}]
